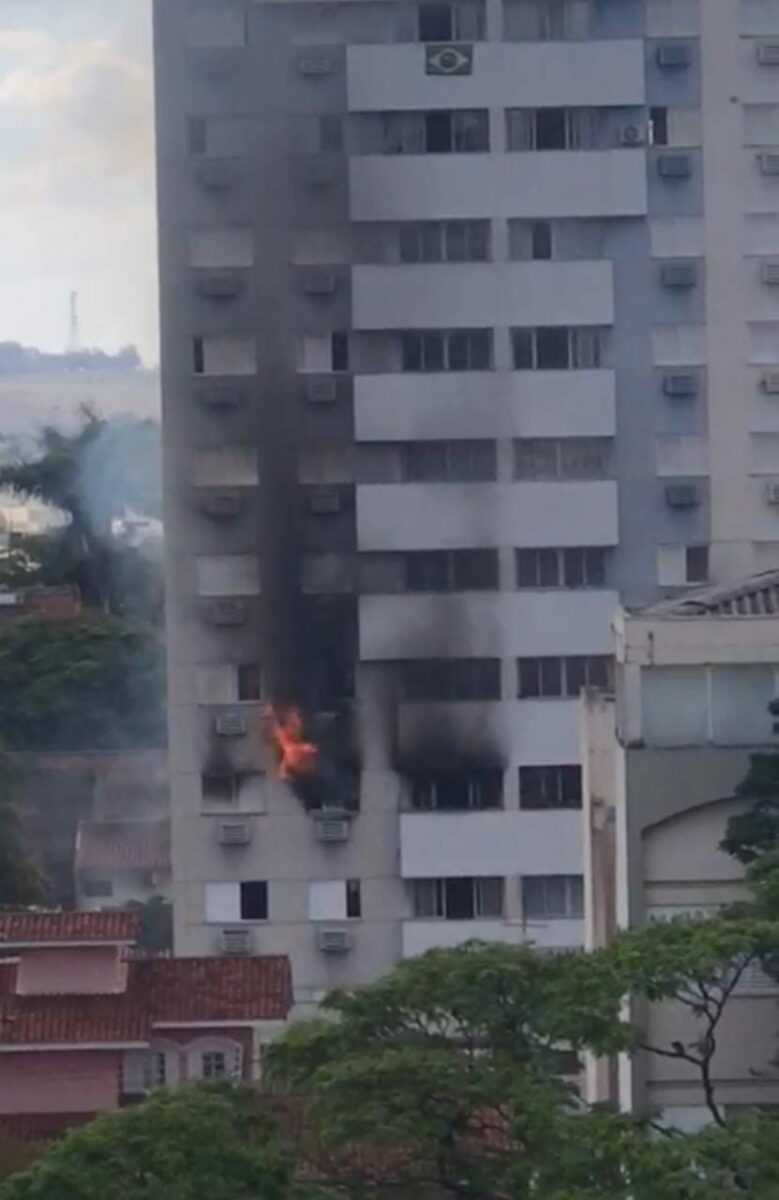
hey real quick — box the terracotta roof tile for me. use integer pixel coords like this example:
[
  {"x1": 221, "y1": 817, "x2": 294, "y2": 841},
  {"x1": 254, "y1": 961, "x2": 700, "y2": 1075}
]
[
  {"x1": 0, "y1": 993, "x2": 149, "y2": 1046},
  {"x1": 0, "y1": 910, "x2": 140, "y2": 945},
  {"x1": 75, "y1": 820, "x2": 170, "y2": 873},
  {"x1": 140, "y1": 956, "x2": 293, "y2": 1023}
]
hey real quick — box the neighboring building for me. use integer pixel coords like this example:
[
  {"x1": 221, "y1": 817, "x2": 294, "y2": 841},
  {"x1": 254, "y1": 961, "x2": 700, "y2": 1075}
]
[
  {"x1": 154, "y1": 0, "x2": 779, "y2": 1002},
  {"x1": 581, "y1": 572, "x2": 779, "y2": 1126},
  {"x1": 74, "y1": 819, "x2": 171, "y2": 910},
  {"x1": 0, "y1": 586, "x2": 82, "y2": 624},
  {"x1": 0, "y1": 910, "x2": 292, "y2": 1134}
]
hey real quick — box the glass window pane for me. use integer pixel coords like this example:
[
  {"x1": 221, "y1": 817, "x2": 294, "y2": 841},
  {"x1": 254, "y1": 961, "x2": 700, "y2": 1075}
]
[
  {"x1": 539, "y1": 657, "x2": 563, "y2": 696},
  {"x1": 536, "y1": 327, "x2": 570, "y2": 369},
  {"x1": 513, "y1": 328, "x2": 534, "y2": 368},
  {"x1": 445, "y1": 222, "x2": 468, "y2": 262},
  {"x1": 522, "y1": 876, "x2": 546, "y2": 917},
  {"x1": 641, "y1": 667, "x2": 709, "y2": 746},
  {"x1": 468, "y1": 330, "x2": 492, "y2": 370},
  {"x1": 406, "y1": 551, "x2": 449, "y2": 591},
  {"x1": 518, "y1": 658, "x2": 541, "y2": 697},
  {"x1": 535, "y1": 108, "x2": 567, "y2": 150},
  {"x1": 402, "y1": 333, "x2": 422, "y2": 371},
  {"x1": 422, "y1": 332, "x2": 445, "y2": 371},
  {"x1": 560, "y1": 437, "x2": 610, "y2": 478},
  {"x1": 514, "y1": 439, "x2": 558, "y2": 479},
  {"x1": 538, "y1": 549, "x2": 561, "y2": 587},
  {"x1": 516, "y1": 549, "x2": 540, "y2": 587},
  {"x1": 587, "y1": 657, "x2": 612, "y2": 689},
  {"x1": 399, "y1": 226, "x2": 422, "y2": 263},
  {"x1": 532, "y1": 221, "x2": 553, "y2": 260},
  {"x1": 477, "y1": 877, "x2": 504, "y2": 917},
  {"x1": 565, "y1": 656, "x2": 586, "y2": 696},
  {"x1": 710, "y1": 666, "x2": 775, "y2": 745},
  {"x1": 404, "y1": 442, "x2": 447, "y2": 481},
  {"x1": 453, "y1": 549, "x2": 499, "y2": 590},
  {"x1": 421, "y1": 224, "x2": 442, "y2": 261},
  {"x1": 445, "y1": 877, "x2": 475, "y2": 919},
  {"x1": 467, "y1": 221, "x2": 490, "y2": 261},
  {"x1": 584, "y1": 547, "x2": 606, "y2": 586},
  {"x1": 418, "y1": 2, "x2": 453, "y2": 40},
  {"x1": 453, "y1": 110, "x2": 488, "y2": 152},
  {"x1": 413, "y1": 879, "x2": 440, "y2": 916},
  {"x1": 563, "y1": 548, "x2": 584, "y2": 587}
]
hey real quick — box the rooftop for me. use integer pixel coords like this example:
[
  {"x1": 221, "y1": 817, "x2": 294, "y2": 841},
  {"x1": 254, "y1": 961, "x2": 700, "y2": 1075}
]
[
  {"x1": 0, "y1": 910, "x2": 140, "y2": 947},
  {"x1": 640, "y1": 570, "x2": 779, "y2": 619},
  {"x1": 75, "y1": 820, "x2": 170, "y2": 874}
]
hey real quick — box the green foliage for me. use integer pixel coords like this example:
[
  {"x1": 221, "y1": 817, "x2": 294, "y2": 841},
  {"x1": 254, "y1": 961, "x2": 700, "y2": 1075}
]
[
  {"x1": 0, "y1": 615, "x2": 165, "y2": 750},
  {"x1": 0, "y1": 1141, "x2": 43, "y2": 1186},
  {"x1": 0, "y1": 1085, "x2": 291, "y2": 1200},
  {"x1": 721, "y1": 753, "x2": 779, "y2": 863},
  {"x1": 0, "y1": 757, "x2": 45, "y2": 905}
]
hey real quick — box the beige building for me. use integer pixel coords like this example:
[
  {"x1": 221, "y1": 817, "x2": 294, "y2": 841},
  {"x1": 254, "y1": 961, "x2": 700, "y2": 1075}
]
[{"x1": 582, "y1": 571, "x2": 779, "y2": 1128}]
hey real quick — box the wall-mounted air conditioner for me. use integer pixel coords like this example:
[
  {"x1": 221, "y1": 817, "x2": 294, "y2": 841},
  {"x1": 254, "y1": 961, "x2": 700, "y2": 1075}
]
[
  {"x1": 314, "y1": 815, "x2": 350, "y2": 843},
  {"x1": 297, "y1": 51, "x2": 335, "y2": 76},
  {"x1": 765, "y1": 482, "x2": 779, "y2": 506},
  {"x1": 761, "y1": 261, "x2": 779, "y2": 285},
  {"x1": 761, "y1": 371, "x2": 779, "y2": 394},
  {"x1": 619, "y1": 123, "x2": 645, "y2": 147},
  {"x1": 657, "y1": 153, "x2": 692, "y2": 179},
  {"x1": 217, "y1": 820, "x2": 251, "y2": 846},
  {"x1": 214, "y1": 711, "x2": 247, "y2": 738},
  {"x1": 758, "y1": 153, "x2": 779, "y2": 176},
  {"x1": 200, "y1": 492, "x2": 243, "y2": 519},
  {"x1": 316, "y1": 928, "x2": 351, "y2": 954},
  {"x1": 308, "y1": 488, "x2": 342, "y2": 514},
  {"x1": 220, "y1": 927, "x2": 252, "y2": 955},
  {"x1": 306, "y1": 378, "x2": 338, "y2": 405},
  {"x1": 656, "y1": 42, "x2": 692, "y2": 68},
  {"x1": 301, "y1": 270, "x2": 337, "y2": 296},
  {"x1": 195, "y1": 272, "x2": 244, "y2": 300},
  {"x1": 662, "y1": 372, "x2": 699, "y2": 397},
  {"x1": 660, "y1": 261, "x2": 697, "y2": 288},
  {"x1": 204, "y1": 599, "x2": 247, "y2": 627},
  {"x1": 757, "y1": 41, "x2": 779, "y2": 65}
]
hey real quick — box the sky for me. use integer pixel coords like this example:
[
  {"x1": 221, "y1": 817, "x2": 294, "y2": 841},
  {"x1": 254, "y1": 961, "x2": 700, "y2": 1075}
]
[{"x1": 0, "y1": 0, "x2": 157, "y2": 363}]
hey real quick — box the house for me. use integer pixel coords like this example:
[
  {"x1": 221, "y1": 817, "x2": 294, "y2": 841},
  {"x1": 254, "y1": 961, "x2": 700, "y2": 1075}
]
[
  {"x1": 0, "y1": 910, "x2": 293, "y2": 1135},
  {"x1": 74, "y1": 819, "x2": 171, "y2": 909},
  {"x1": 581, "y1": 573, "x2": 779, "y2": 1127}
]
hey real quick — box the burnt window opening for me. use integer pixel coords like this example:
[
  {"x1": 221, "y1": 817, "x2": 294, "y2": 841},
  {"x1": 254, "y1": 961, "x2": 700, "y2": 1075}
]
[
  {"x1": 516, "y1": 547, "x2": 607, "y2": 589},
  {"x1": 407, "y1": 768, "x2": 503, "y2": 810},
  {"x1": 399, "y1": 658, "x2": 501, "y2": 702},
  {"x1": 401, "y1": 330, "x2": 493, "y2": 372},
  {"x1": 398, "y1": 220, "x2": 491, "y2": 263},
  {"x1": 240, "y1": 880, "x2": 268, "y2": 920},
  {"x1": 401, "y1": 440, "x2": 497, "y2": 481},
  {"x1": 521, "y1": 874, "x2": 583, "y2": 919},
  {"x1": 237, "y1": 663, "x2": 262, "y2": 702},
  {"x1": 346, "y1": 879, "x2": 362, "y2": 918},
  {"x1": 201, "y1": 772, "x2": 236, "y2": 804},
  {"x1": 517, "y1": 655, "x2": 613, "y2": 699},
  {"x1": 405, "y1": 548, "x2": 499, "y2": 591},
  {"x1": 519, "y1": 765, "x2": 582, "y2": 810},
  {"x1": 412, "y1": 876, "x2": 504, "y2": 919}
]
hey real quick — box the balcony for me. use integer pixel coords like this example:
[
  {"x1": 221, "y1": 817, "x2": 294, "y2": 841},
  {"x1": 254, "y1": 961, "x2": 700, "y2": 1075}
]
[
  {"x1": 350, "y1": 151, "x2": 647, "y2": 222},
  {"x1": 396, "y1": 698, "x2": 581, "y2": 765},
  {"x1": 355, "y1": 370, "x2": 616, "y2": 441},
  {"x1": 352, "y1": 262, "x2": 613, "y2": 330},
  {"x1": 356, "y1": 481, "x2": 618, "y2": 550},
  {"x1": 399, "y1": 811, "x2": 582, "y2": 878},
  {"x1": 347, "y1": 41, "x2": 644, "y2": 112},
  {"x1": 402, "y1": 917, "x2": 584, "y2": 957},
  {"x1": 359, "y1": 591, "x2": 618, "y2": 660}
]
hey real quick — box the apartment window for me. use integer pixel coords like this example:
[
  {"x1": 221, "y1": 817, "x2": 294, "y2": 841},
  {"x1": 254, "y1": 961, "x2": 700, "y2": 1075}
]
[
  {"x1": 346, "y1": 879, "x2": 362, "y2": 918},
  {"x1": 383, "y1": 110, "x2": 489, "y2": 154},
  {"x1": 240, "y1": 881, "x2": 267, "y2": 920},
  {"x1": 201, "y1": 1052, "x2": 227, "y2": 1079},
  {"x1": 519, "y1": 765, "x2": 582, "y2": 810},
  {"x1": 685, "y1": 544, "x2": 709, "y2": 584},
  {"x1": 504, "y1": 0, "x2": 590, "y2": 41},
  {"x1": 405, "y1": 549, "x2": 499, "y2": 591},
  {"x1": 401, "y1": 440, "x2": 497, "y2": 482},
  {"x1": 417, "y1": 0, "x2": 485, "y2": 41},
  {"x1": 401, "y1": 329, "x2": 492, "y2": 371},
  {"x1": 145, "y1": 1052, "x2": 167, "y2": 1089},
  {"x1": 205, "y1": 880, "x2": 268, "y2": 922},
  {"x1": 517, "y1": 655, "x2": 613, "y2": 698},
  {"x1": 516, "y1": 547, "x2": 606, "y2": 589},
  {"x1": 513, "y1": 438, "x2": 611, "y2": 480},
  {"x1": 413, "y1": 876, "x2": 504, "y2": 919},
  {"x1": 399, "y1": 220, "x2": 490, "y2": 263},
  {"x1": 83, "y1": 878, "x2": 114, "y2": 898},
  {"x1": 650, "y1": 106, "x2": 669, "y2": 146},
  {"x1": 522, "y1": 874, "x2": 584, "y2": 919},
  {"x1": 331, "y1": 332, "x2": 349, "y2": 372},
  {"x1": 237, "y1": 662, "x2": 261, "y2": 702},
  {"x1": 407, "y1": 768, "x2": 503, "y2": 810},
  {"x1": 512, "y1": 326, "x2": 602, "y2": 370},
  {"x1": 399, "y1": 658, "x2": 501, "y2": 702},
  {"x1": 506, "y1": 107, "x2": 597, "y2": 152}
]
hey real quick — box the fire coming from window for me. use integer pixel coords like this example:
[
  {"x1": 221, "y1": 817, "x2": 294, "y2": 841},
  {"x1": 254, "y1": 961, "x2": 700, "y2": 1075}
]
[{"x1": 264, "y1": 705, "x2": 318, "y2": 780}]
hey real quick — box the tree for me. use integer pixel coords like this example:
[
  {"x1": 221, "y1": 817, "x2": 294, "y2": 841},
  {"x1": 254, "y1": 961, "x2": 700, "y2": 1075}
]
[
  {"x1": 0, "y1": 409, "x2": 161, "y2": 612},
  {"x1": 0, "y1": 1085, "x2": 292, "y2": 1200},
  {"x1": 0, "y1": 756, "x2": 45, "y2": 905},
  {"x1": 267, "y1": 935, "x2": 779, "y2": 1199},
  {"x1": 0, "y1": 614, "x2": 165, "y2": 750}
]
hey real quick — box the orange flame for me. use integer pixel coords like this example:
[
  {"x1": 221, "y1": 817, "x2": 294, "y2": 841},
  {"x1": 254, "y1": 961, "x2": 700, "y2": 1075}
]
[{"x1": 264, "y1": 705, "x2": 318, "y2": 780}]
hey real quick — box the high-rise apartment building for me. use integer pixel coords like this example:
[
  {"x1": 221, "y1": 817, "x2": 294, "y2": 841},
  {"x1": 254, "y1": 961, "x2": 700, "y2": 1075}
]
[{"x1": 154, "y1": 0, "x2": 779, "y2": 1004}]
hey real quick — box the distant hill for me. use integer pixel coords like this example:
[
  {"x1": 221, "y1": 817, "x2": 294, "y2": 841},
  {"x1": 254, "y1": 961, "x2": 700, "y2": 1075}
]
[{"x1": 0, "y1": 343, "x2": 144, "y2": 376}]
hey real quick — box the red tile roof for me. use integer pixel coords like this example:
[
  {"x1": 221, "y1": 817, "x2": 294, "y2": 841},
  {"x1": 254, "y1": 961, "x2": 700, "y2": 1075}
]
[
  {"x1": 0, "y1": 911, "x2": 140, "y2": 946},
  {"x1": 75, "y1": 820, "x2": 170, "y2": 873},
  {"x1": 0, "y1": 955, "x2": 293, "y2": 1045}
]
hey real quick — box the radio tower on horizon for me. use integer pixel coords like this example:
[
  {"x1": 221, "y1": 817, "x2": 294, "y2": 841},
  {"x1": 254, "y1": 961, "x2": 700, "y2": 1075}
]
[{"x1": 68, "y1": 290, "x2": 80, "y2": 353}]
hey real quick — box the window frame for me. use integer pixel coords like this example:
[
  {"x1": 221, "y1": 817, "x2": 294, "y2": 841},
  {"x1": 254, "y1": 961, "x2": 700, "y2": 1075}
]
[
  {"x1": 407, "y1": 768, "x2": 504, "y2": 811},
  {"x1": 521, "y1": 874, "x2": 584, "y2": 919},
  {"x1": 412, "y1": 876, "x2": 505, "y2": 919},
  {"x1": 515, "y1": 547, "x2": 607, "y2": 589},
  {"x1": 239, "y1": 880, "x2": 268, "y2": 921},
  {"x1": 519, "y1": 765, "x2": 582, "y2": 810},
  {"x1": 517, "y1": 655, "x2": 613, "y2": 698},
  {"x1": 399, "y1": 658, "x2": 502, "y2": 702},
  {"x1": 513, "y1": 438, "x2": 612, "y2": 481},
  {"x1": 405, "y1": 548, "x2": 499, "y2": 592},
  {"x1": 511, "y1": 326, "x2": 603, "y2": 370},
  {"x1": 401, "y1": 330, "x2": 493, "y2": 372}
]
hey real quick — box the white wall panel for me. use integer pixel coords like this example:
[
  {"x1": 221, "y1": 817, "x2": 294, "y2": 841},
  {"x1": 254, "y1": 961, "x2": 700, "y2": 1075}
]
[
  {"x1": 352, "y1": 262, "x2": 613, "y2": 330},
  {"x1": 350, "y1": 152, "x2": 647, "y2": 222},
  {"x1": 400, "y1": 811, "x2": 582, "y2": 877}
]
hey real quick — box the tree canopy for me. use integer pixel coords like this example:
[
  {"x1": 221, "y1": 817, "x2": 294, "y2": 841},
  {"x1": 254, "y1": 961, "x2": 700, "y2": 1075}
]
[
  {"x1": 0, "y1": 756, "x2": 45, "y2": 905},
  {"x1": 0, "y1": 614, "x2": 165, "y2": 750}
]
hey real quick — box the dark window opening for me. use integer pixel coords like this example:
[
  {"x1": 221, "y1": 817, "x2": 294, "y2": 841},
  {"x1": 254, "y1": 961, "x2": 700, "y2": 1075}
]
[
  {"x1": 237, "y1": 663, "x2": 261, "y2": 702},
  {"x1": 686, "y1": 544, "x2": 709, "y2": 584},
  {"x1": 426, "y1": 111, "x2": 454, "y2": 153},
  {"x1": 522, "y1": 874, "x2": 583, "y2": 918},
  {"x1": 201, "y1": 773, "x2": 235, "y2": 804},
  {"x1": 193, "y1": 337, "x2": 205, "y2": 375},
  {"x1": 532, "y1": 221, "x2": 552, "y2": 260},
  {"x1": 418, "y1": 2, "x2": 453, "y2": 40},
  {"x1": 240, "y1": 880, "x2": 268, "y2": 920},
  {"x1": 331, "y1": 332, "x2": 349, "y2": 372},
  {"x1": 535, "y1": 107, "x2": 567, "y2": 150},
  {"x1": 536, "y1": 326, "x2": 570, "y2": 369},
  {"x1": 399, "y1": 658, "x2": 501, "y2": 702},
  {"x1": 409, "y1": 769, "x2": 503, "y2": 810},
  {"x1": 650, "y1": 106, "x2": 668, "y2": 146},
  {"x1": 346, "y1": 879, "x2": 362, "y2": 918}
]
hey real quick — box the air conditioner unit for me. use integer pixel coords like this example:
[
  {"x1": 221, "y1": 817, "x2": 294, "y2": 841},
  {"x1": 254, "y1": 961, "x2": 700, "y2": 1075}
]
[
  {"x1": 195, "y1": 272, "x2": 244, "y2": 300},
  {"x1": 758, "y1": 153, "x2": 779, "y2": 176},
  {"x1": 220, "y1": 927, "x2": 252, "y2": 956},
  {"x1": 299, "y1": 158, "x2": 337, "y2": 187},
  {"x1": 660, "y1": 261, "x2": 697, "y2": 288},
  {"x1": 665, "y1": 483, "x2": 701, "y2": 509},
  {"x1": 762, "y1": 261, "x2": 779, "y2": 285},
  {"x1": 297, "y1": 51, "x2": 334, "y2": 76},
  {"x1": 308, "y1": 488, "x2": 342, "y2": 514},
  {"x1": 766, "y1": 482, "x2": 779, "y2": 505},
  {"x1": 301, "y1": 270, "x2": 337, "y2": 296},
  {"x1": 316, "y1": 928, "x2": 351, "y2": 954},
  {"x1": 204, "y1": 598, "x2": 247, "y2": 627},
  {"x1": 194, "y1": 160, "x2": 241, "y2": 191},
  {"x1": 656, "y1": 42, "x2": 692, "y2": 68},
  {"x1": 657, "y1": 153, "x2": 692, "y2": 179},
  {"x1": 761, "y1": 371, "x2": 779, "y2": 394},
  {"x1": 200, "y1": 492, "x2": 243, "y2": 519},
  {"x1": 757, "y1": 41, "x2": 779, "y2": 65},
  {"x1": 662, "y1": 372, "x2": 699, "y2": 397},
  {"x1": 214, "y1": 711, "x2": 247, "y2": 738},
  {"x1": 217, "y1": 820, "x2": 251, "y2": 846},
  {"x1": 315, "y1": 815, "x2": 350, "y2": 843},
  {"x1": 619, "y1": 123, "x2": 645, "y2": 147},
  {"x1": 198, "y1": 385, "x2": 243, "y2": 409},
  {"x1": 306, "y1": 378, "x2": 338, "y2": 405}
]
